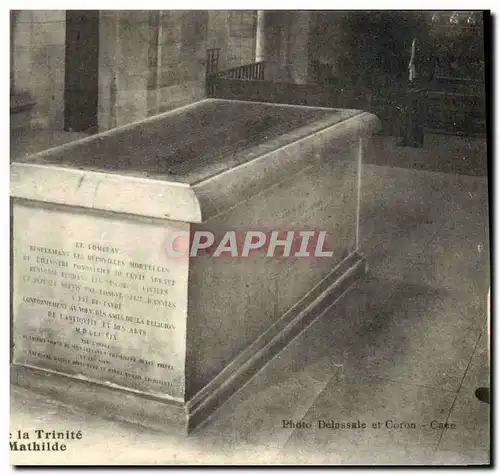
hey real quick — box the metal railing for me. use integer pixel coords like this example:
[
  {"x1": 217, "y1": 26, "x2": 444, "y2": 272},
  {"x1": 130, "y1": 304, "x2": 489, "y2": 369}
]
[
  {"x1": 206, "y1": 48, "x2": 221, "y2": 77},
  {"x1": 216, "y1": 61, "x2": 266, "y2": 81}
]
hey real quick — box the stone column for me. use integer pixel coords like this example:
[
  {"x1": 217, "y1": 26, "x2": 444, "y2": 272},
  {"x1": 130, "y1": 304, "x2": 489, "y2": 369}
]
[
  {"x1": 10, "y1": 11, "x2": 18, "y2": 93},
  {"x1": 98, "y1": 11, "x2": 120, "y2": 131},
  {"x1": 287, "y1": 11, "x2": 311, "y2": 84},
  {"x1": 11, "y1": 10, "x2": 65, "y2": 130},
  {"x1": 98, "y1": 11, "x2": 150, "y2": 131},
  {"x1": 255, "y1": 10, "x2": 265, "y2": 62}
]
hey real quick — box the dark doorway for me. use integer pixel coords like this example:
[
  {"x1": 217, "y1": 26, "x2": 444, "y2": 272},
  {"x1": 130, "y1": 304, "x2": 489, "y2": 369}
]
[{"x1": 64, "y1": 11, "x2": 99, "y2": 133}]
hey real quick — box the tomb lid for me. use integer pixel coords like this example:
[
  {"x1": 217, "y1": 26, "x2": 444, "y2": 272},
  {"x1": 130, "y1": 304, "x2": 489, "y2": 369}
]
[{"x1": 11, "y1": 99, "x2": 380, "y2": 223}]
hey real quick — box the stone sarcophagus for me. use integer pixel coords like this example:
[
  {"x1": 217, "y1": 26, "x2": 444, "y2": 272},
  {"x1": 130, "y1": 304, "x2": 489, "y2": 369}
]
[{"x1": 10, "y1": 99, "x2": 380, "y2": 433}]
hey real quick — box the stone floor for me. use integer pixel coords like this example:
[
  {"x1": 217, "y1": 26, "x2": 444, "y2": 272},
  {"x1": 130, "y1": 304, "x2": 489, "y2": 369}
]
[
  {"x1": 366, "y1": 133, "x2": 488, "y2": 177},
  {"x1": 10, "y1": 133, "x2": 490, "y2": 466}
]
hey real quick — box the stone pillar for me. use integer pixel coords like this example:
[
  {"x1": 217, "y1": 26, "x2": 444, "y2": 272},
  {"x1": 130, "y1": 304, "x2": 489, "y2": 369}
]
[
  {"x1": 98, "y1": 11, "x2": 120, "y2": 131},
  {"x1": 255, "y1": 10, "x2": 265, "y2": 62},
  {"x1": 10, "y1": 11, "x2": 18, "y2": 93},
  {"x1": 262, "y1": 11, "x2": 312, "y2": 83},
  {"x1": 262, "y1": 11, "x2": 290, "y2": 82},
  {"x1": 11, "y1": 10, "x2": 66, "y2": 130},
  {"x1": 287, "y1": 11, "x2": 311, "y2": 84},
  {"x1": 98, "y1": 11, "x2": 150, "y2": 131}
]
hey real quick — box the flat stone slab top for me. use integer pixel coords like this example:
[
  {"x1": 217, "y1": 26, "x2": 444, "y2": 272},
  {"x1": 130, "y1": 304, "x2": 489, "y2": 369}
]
[
  {"x1": 12, "y1": 99, "x2": 360, "y2": 184},
  {"x1": 11, "y1": 99, "x2": 380, "y2": 223}
]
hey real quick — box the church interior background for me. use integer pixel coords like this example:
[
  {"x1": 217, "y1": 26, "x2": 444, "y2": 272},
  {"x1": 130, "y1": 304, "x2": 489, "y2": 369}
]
[{"x1": 10, "y1": 10, "x2": 490, "y2": 466}]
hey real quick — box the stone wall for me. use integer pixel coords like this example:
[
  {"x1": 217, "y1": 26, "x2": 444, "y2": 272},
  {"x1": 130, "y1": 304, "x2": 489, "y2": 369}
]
[
  {"x1": 149, "y1": 11, "x2": 209, "y2": 116},
  {"x1": 206, "y1": 11, "x2": 256, "y2": 70},
  {"x1": 98, "y1": 11, "x2": 208, "y2": 130},
  {"x1": 308, "y1": 12, "x2": 348, "y2": 83},
  {"x1": 11, "y1": 10, "x2": 259, "y2": 133},
  {"x1": 323, "y1": 11, "x2": 430, "y2": 87},
  {"x1": 98, "y1": 11, "x2": 150, "y2": 130},
  {"x1": 225, "y1": 11, "x2": 257, "y2": 68},
  {"x1": 98, "y1": 10, "x2": 257, "y2": 131},
  {"x1": 12, "y1": 10, "x2": 66, "y2": 130},
  {"x1": 263, "y1": 11, "x2": 312, "y2": 84}
]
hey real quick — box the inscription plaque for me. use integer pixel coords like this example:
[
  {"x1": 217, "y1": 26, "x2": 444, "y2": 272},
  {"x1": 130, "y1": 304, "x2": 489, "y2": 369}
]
[{"x1": 12, "y1": 203, "x2": 189, "y2": 400}]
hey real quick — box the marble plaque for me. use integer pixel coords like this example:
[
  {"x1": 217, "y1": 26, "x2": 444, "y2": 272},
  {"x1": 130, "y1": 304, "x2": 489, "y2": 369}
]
[{"x1": 12, "y1": 202, "x2": 189, "y2": 400}]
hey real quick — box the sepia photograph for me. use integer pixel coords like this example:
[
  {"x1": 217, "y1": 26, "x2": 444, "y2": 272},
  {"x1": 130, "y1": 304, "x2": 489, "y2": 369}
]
[{"x1": 9, "y1": 8, "x2": 491, "y2": 466}]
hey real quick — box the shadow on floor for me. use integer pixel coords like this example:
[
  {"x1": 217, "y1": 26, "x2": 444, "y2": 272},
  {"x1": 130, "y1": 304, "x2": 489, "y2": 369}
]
[{"x1": 365, "y1": 134, "x2": 487, "y2": 177}]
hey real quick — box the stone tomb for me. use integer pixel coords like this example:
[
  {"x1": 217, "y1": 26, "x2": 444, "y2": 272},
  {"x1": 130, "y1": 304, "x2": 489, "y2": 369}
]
[{"x1": 11, "y1": 99, "x2": 380, "y2": 433}]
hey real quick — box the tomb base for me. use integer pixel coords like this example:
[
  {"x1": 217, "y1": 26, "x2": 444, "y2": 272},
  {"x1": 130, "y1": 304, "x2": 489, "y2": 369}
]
[{"x1": 11, "y1": 251, "x2": 365, "y2": 434}]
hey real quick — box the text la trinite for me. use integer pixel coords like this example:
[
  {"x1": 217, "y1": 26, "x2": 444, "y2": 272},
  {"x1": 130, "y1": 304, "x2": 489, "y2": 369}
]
[{"x1": 10, "y1": 429, "x2": 83, "y2": 452}]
